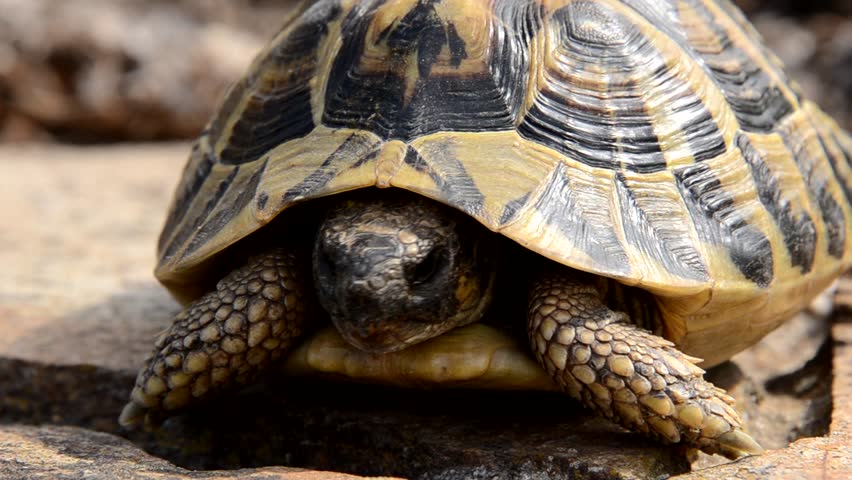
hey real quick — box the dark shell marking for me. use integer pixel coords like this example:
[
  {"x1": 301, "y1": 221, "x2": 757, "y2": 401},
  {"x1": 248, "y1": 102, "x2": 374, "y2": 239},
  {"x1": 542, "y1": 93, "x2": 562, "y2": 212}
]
[
  {"x1": 678, "y1": 0, "x2": 795, "y2": 134},
  {"x1": 737, "y1": 133, "x2": 817, "y2": 274},
  {"x1": 323, "y1": 0, "x2": 534, "y2": 138},
  {"x1": 213, "y1": 1, "x2": 343, "y2": 166}
]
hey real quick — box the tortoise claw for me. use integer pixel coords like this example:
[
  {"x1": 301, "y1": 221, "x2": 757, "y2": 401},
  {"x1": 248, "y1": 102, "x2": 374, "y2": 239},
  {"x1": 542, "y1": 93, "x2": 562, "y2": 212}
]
[
  {"x1": 118, "y1": 401, "x2": 145, "y2": 428},
  {"x1": 715, "y1": 430, "x2": 765, "y2": 459}
]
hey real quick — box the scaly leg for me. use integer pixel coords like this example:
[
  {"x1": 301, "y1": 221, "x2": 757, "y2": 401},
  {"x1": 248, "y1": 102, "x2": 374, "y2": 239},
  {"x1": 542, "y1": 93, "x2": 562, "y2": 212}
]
[
  {"x1": 120, "y1": 248, "x2": 314, "y2": 426},
  {"x1": 527, "y1": 271, "x2": 763, "y2": 458}
]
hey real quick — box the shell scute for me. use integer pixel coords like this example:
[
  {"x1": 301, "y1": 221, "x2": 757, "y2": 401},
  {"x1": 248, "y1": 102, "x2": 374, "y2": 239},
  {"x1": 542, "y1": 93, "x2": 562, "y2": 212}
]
[
  {"x1": 676, "y1": 0, "x2": 797, "y2": 134},
  {"x1": 614, "y1": 173, "x2": 710, "y2": 283},
  {"x1": 212, "y1": 0, "x2": 343, "y2": 166},
  {"x1": 323, "y1": 0, "x2": 531, "y2": 139},
  {"x1": 736, "y1": 132, "x2": 818, "y2": 275},
  {"x1": 778, "y1": 112, "x2": 849, "y2": 262},
  {"x1": 673, "y1": 159, "x2": 774, "y2": 288}
]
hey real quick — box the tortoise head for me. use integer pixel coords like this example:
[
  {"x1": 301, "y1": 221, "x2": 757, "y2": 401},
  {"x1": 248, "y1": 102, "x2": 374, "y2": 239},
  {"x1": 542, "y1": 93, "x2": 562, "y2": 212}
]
[{"x1": 312, "y1": 191, "x2": 496, "y2": 354}]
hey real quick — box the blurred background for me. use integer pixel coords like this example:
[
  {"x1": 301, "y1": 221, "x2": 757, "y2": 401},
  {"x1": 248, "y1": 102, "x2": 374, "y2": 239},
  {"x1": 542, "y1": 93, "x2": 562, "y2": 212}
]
[{"x1": 0, "y1": 0, "x2": 850, "y2": 145}]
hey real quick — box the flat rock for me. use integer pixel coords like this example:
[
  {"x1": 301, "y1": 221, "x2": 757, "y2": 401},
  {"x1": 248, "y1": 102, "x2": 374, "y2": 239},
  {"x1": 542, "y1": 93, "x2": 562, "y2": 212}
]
[
  {"x1": 674, "y1": 318, "x2": 852, "y2": 480},
  {"x1": 0, "y1": 424, "x2": 385, "y2": 480},
  {"x1": 0, "y1": 143, "x2": 845, "y2": 479}
]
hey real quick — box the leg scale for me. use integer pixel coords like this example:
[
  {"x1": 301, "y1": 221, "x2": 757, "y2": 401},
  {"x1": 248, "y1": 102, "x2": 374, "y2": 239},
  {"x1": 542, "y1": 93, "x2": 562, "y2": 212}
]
[
  {"x1": 120, "y1": 248, "x2": 314, "y2": 427},
  {"x1": 528, "y1": 272, "x2": 763, "y2": 459}
]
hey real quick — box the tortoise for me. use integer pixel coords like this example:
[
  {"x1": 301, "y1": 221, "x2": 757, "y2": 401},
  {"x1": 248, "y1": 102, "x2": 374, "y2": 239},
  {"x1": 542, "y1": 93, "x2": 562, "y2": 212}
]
[{"x1": 120, "y1": 0, "x2": 852, "y2": 459}]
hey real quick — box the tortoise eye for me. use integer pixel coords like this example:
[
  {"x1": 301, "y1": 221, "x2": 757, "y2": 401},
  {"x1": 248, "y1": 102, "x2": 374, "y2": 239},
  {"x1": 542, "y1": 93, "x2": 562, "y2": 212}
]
[{"x1": 408, "y1": 248, "x2": 448, "y2": 287}]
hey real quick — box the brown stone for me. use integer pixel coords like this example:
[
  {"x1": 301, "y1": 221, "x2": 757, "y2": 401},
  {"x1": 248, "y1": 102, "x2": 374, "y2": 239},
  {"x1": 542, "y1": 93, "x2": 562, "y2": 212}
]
[
  {"x1": 674, "y1": 302, "x2": 852, "y2": 479},
  {"x1": 0, "y1": 424, "x2": 384, "y2": 480}
]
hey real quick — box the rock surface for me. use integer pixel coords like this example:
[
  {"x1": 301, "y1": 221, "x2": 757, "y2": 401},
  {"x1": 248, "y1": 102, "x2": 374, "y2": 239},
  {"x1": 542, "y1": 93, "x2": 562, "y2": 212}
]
[
  {"x1": 0, "y1": 424, "x2": 389, "y2": 480},
  {"x1": 0, "y1": 144, "x2": 846, "y2": 479},
  {"x1": 674, "y1": 317, "x2": 852, "y2": 480}
]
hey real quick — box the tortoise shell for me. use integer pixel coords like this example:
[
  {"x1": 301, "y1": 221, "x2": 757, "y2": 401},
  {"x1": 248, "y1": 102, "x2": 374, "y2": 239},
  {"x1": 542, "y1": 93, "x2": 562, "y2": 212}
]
[{"x1": 156, "y1": 0, "x2": 852, "y2": 367}]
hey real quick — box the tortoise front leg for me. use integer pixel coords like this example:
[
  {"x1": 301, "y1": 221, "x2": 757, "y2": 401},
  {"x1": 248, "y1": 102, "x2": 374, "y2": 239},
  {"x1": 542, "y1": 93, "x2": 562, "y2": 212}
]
[
  {"x1": 120, "y1": 247, "x2": 315, "y2": 426},
  {"x1": 528, "y1": 271, "x2": 763, "y2": 459}
]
